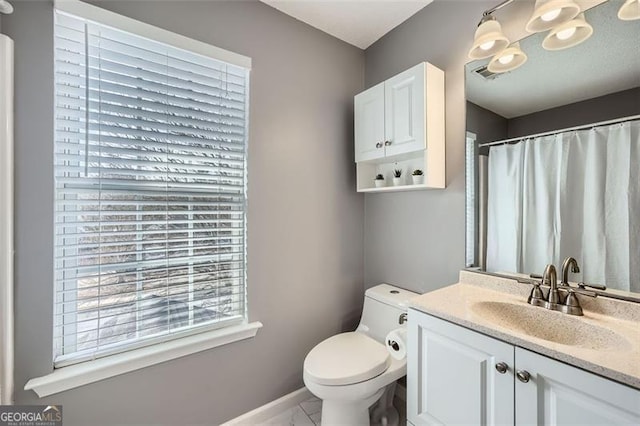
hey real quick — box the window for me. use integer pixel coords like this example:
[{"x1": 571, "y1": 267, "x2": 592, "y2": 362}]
[
  {"x1": 53, "y1": 9, "x2": 250, "y2": 366},
  {"x1": 465, "y1": 132, "x2": 477, "y2": 267}
]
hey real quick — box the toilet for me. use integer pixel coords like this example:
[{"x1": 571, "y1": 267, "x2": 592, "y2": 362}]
[{"x1": 303, "y1": 284, "x2": 418, "y2": 426}]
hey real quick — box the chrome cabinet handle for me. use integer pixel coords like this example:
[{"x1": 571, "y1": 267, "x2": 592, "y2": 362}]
[
  {"x1": 516, "y1": 370, "x2": 531, "y2": 383},
  {"x1": 384, "y1": 140, "x2": 392, "y2": 146},
  {"x1": 375, "y1": 142, "x2": 383, "y2": 148},
  {"x1": 495, "y1": 362, "x2": 508, "y2": 374}
]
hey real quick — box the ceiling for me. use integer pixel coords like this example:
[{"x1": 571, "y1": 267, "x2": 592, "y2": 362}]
[
  {"x1": 466, "y1": 0, "x2": 640, "y2": 118},
  {"x1": 259, "y1": 0, "x2": 434, "y2": 49}
]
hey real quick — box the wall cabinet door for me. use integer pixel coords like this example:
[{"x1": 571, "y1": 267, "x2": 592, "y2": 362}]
[
  {"x1": 384, "y1": 63, "x2": 426, "y2": 157},
  {"x1": 515, "y1": 347, "x2": 640, "y2": 425},
  {"x1": 408, "y1": 311, "x2": 515, "y2": 426},
  {"x1": 354, "y1": 81, "x2": 385, "y2": 162}
]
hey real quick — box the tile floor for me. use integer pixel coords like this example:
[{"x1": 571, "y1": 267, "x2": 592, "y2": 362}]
[
  {"x1": 261, "y1": 395, "x2": 321, "y2": 425},
  {"x1": 260, "y1": 394, "x2": 406, "y2": 425}
]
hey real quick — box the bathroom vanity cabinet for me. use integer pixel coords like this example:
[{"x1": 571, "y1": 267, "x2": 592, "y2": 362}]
[
  {"x1": 353, "y1": 62, "x2": 445, "y2": 192},
  {"x1": 407, "y1": 310, "x2": 640, "y2": 425}
]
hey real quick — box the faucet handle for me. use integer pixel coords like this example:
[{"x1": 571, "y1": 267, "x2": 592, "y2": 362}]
[
  {"x1": 558, "y1": 282, "x2": 598, "y2": 297},
  {"x1": 560, "y1": 285, "x2": 598, "y2": 316},
  {"x1": 566, "y1": 286, "x2": 598, "y2": 297},
  {"x1": 562, "y1": 288, "x2": 584, "y2": 316},
  {"x1": 527, "y1": 280, "x2": 546, "y2": 307},
  {"x1": 578, "y1": 282, "x2": 607, "y2": 291}
]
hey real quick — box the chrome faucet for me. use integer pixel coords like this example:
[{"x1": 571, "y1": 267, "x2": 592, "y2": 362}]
[
  {"x1": 525, "y1": 259, "x2": 607, "y2": 316},
  {"x1": 543, "y1": 264, "x2": 562, "y2": 310},
  {"x1": 561, "y1": 257, "x2": 580, "y2": 286}
]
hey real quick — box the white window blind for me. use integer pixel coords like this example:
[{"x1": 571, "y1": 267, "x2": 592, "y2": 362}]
[{"x1": 53, "y1": 11, "x2": 249, "y2": 365}]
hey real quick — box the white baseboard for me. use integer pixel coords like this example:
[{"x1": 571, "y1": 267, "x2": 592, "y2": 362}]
[{"x1": 222, "y1": 387, "x2": 313, "y2": 425}]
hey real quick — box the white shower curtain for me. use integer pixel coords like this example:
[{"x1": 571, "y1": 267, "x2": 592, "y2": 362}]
[
  {"x1": 486, "y1": 120, "x2": 640, "y2": 292},
  {"x1": 0, "y1": 33, "x2": 14, "y2": 405}
]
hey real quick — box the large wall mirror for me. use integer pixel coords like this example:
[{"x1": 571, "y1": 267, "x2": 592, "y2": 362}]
[{"x1": 465, "y1": 0, "x2": 640, "y2": 296}]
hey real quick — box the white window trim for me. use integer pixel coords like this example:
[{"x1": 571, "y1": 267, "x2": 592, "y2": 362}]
[
  {"x1": 54, "y1": 0, "x2": 251, "y2": 68},
  {"x1": 0, "y1": 34, "x2": 15, "y2": 405},
  {"x1": 25, "y1": 321, "x2": 262, "y2": 397},
  {"x1": 32, "y1": 1, "x2": 256, "y2": 396}
]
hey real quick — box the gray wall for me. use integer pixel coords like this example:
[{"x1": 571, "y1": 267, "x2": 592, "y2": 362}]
[
  {"x1": 4, "y1": 1, "x2": 364, "y2": 424},
  {"x1": 507, "y1": 87, "x2": 640, "y2": 138},
  {"x1": 466, "y1": 88, "x2": 640, "y2": 147},
  {"x1": 363, "y1": 0, "x2": 499, "y2": 293},
  {"x1": 466, "y1": 102, "x2": 508, "y2": 146}
]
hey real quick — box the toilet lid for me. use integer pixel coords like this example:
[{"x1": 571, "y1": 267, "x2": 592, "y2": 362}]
[{"x1": 304, "y1": 332, "x2": 391, "y2": 386}]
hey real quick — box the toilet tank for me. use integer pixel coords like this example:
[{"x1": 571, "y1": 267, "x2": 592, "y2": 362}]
[{"x1": 356, "y1": 284, "x2": 419, "y2": 343}]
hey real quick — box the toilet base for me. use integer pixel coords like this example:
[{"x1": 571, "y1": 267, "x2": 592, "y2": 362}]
[
  {"x1": 370, "y1": 382, "x2": 399, "y2": 426},
  {"x1": 304, "y1": 354, "x2": 407, "y2": 425},
  {"x1": 321, "y1": 388, "x2": 384, "y2": 426}
]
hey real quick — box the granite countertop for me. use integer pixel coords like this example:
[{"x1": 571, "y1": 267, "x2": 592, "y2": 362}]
[{"x1": 409, "y1": 271, "x2": 640, "y2": 389}]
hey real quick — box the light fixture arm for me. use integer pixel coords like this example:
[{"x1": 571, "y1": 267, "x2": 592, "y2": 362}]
[
  {"x1": 477, "y1": 0, "x2": 515, "y2": 27},
  {"x1": 482, "y1": 0, "x2": 515, "y2": 17}
]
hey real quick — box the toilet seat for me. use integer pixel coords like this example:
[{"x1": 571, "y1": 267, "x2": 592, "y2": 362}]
[{"x1": 304, "y1": 332, "x2": 391, "y2": 386}]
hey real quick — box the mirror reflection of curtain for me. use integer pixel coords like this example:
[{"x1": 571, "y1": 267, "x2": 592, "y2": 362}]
[{"x1": 486, "y1": 120, "x2": 640, "y2": 292}]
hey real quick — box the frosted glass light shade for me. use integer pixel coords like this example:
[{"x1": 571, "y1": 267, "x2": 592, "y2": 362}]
[
  {"x1": 0, "y1": 0, "x2": 13, "y2": 14},
  {"x1": 488, "y1": 42, "x2": 528, "y2": 73},
  {"x1": 526, "y1": 0, "x2": 581, "y2": 33},
  {"x1": 468, "y1": 16, "x2": 510, "y2": 60},
  {"x1": 618, "y1": 0, "x2": 640, "y2": 20},
  {"x1": 542, "y1": 14, "x2": 593, "y2": 50}
]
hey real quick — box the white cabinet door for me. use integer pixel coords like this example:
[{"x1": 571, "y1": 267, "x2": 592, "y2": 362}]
[
  {"x1": 384, "y1": 63, "x2": 426, "y2": 158},
  {"x1": 408, "y1": 310, "x2": 515, "y2": 426},
  {"x1": 515, "y1": 347, "x2": 640, "y2": 425},
  {"x1": 354, "y1": 81, "x2": 385, "y2": 162}
]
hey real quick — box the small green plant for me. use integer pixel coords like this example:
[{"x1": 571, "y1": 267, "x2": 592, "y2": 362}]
[
  {"x1": 393, "y1": 169, "x2": 402, "y2": 178},
  {"x1": 412, "y1": 169, "x2": 424, "y2": 176},
  {"x1": 375, "y1": 174, "x2": 384, "y2": 180}
]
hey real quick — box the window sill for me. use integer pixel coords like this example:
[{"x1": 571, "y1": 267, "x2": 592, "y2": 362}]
[{"x1": 25, "y1": 321, "x2": 263, "y2": 397}]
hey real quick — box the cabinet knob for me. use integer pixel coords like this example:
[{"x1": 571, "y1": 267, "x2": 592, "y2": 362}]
[
  {"x1": 495, "y1": 362, "x2": 508, "y2": 374},
  {"x1": 376, "y1": 142, "x2": 383, "y2": 148},
  {"x1": 384, "y1": 140, "x2": 392, "y2": 146},
  {"x1": 516, "y1": 370, "x2": 531, "y2": 383}
]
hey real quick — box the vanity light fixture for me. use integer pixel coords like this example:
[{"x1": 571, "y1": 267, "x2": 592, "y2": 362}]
[
  {"x1": 0, "y1": 0, "x2": 14, "y2": 14},
  {"x1": 542, "y1": 13, "x2": 593, "y2": 50},
  {"x1": 526, "y1": 0, "x2": 581, "y2": 33},
  {"x1": 468, "y1": 14, "x2": 510, "y2": 60},
  {"x1": 618, "y1": 0, "x2": 640, "y2": 20},
  {"x1": 488, "y1": 42, "x2": 528, "y2": 73}
]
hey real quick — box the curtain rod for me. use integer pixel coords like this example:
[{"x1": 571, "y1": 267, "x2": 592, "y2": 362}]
[{"x1": 479, "y1": 114, "x2": 640, "y2": 148}]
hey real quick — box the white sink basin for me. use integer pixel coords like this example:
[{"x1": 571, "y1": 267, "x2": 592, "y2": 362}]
[{"x1": 471, "y1": 301, "x2": 633, "y2": 351}]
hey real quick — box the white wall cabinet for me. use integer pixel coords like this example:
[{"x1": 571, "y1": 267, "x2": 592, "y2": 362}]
[
  {"x1": 408, "y1": 309, "x2": 640, "y2": 425},
  {"x1": 354, "y1": 62, "x2": 445, "y2": 192},
  {"x1": 354, "y1": 81, "x2": 385, "y2": 162},
  {"x1": 384, "y1": 64, "x2": 426, "y2": 158}
]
